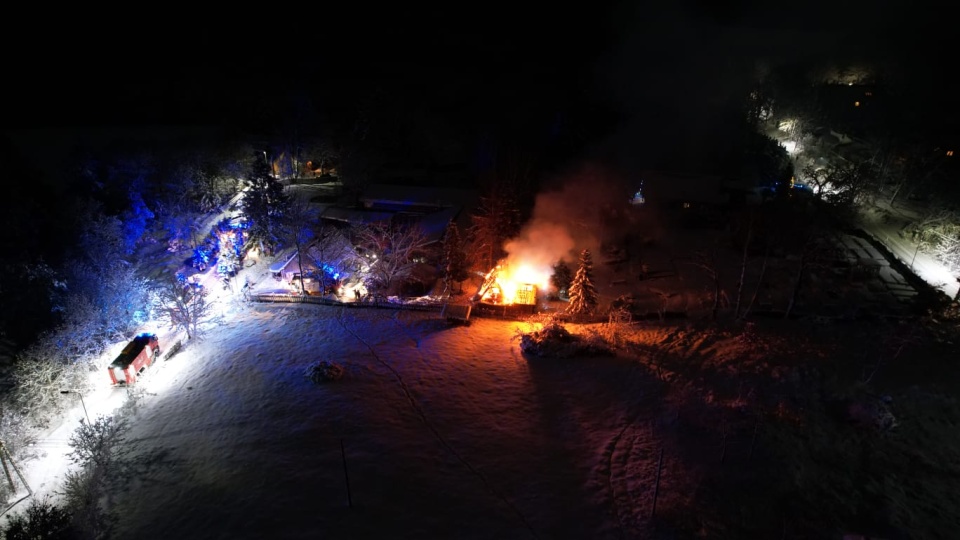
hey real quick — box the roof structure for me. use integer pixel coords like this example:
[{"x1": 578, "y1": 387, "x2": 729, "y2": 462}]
[
  {"x1": 417, "y1": 206, "x2": 460, "y2": 245},
  {"x1": 320, "y1": 207, "x2": 394, "y2": 225},
  {"x1": 636, "y1": 170, "x2": 728, "y2": 206},
  {"x1": 360, "y1": 184, "x2": 478, "y2": 212}
]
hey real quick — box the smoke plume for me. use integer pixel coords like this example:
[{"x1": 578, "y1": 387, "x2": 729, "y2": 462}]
[{"x1": 502, "y1": 165, "x2": 629, "y2": 277}]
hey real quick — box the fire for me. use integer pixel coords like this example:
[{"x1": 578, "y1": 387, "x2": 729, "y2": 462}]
[{"x1": 478, "y1": 262, "x2": 551, "y2": 305}]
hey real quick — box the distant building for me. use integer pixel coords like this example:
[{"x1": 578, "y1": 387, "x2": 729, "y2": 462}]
[
  {"x1": 322, "y1": 183, "x2": 478, "y2": 243},
  {"x1": 359, "y1": 183, "x2": 478, "y2": 215},
  {"x1": 270, "y1": 231, "x2": 358, "y2": 290},
  {"x1": 631, "y1": 171, "x2": 728, "y2": 208}
]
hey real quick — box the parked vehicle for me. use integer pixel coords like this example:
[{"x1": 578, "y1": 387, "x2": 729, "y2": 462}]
[{"x1": 108, "y1": 333, "x2": 161, "y2": 385}]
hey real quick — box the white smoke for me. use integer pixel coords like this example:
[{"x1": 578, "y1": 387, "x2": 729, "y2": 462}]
[{"x1": 502, "y1": 165, "x2": 629, "y2": 276}]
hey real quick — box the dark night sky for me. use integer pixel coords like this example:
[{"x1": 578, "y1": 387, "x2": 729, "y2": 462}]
[{"x1": 3, "y1": 1, "x2": 956, "y2": 166}]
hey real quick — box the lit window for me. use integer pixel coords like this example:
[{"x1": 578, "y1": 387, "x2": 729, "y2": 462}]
[
  {"x1": 948, "y1": 150, "x2": 955, "y2": 157},
  {"x1": 854, "y1": 101, "x2": 860, "y2": 107},
  {"x1": 865, "y1": 91, "x2": 873, "y2": 96},
  {"x1": 683, "y1": 202, "x2": 691, "y2": 209}
]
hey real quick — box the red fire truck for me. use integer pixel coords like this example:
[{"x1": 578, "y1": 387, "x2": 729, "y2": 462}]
[{"x1": 108, "y1": 333, "x2": 161, "y2": 385}]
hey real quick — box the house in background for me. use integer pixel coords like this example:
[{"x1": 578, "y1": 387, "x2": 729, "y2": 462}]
[
  {"x1": 270, "y1": 230, "x2": 359, "y2": 293},
  {"x1": 631, "y1": 170, "x2": 732, "y2": 228},
  {"x1": 279, "y1": 182, "x2": 480, "y2": 296},
  {"x1": 323, "y1": 182, "x2": 478, "y2": 248},
  {"x1": 631, "y1": 171, "x2": 728, "y2": 208}
]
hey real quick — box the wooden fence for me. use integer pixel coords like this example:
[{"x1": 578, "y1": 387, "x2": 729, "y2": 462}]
[{"x1": 248, "y1": 293, "x2": 443, "y2": 313}]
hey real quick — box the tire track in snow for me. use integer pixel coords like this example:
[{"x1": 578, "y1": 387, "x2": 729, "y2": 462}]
[
  {"x1": 599, "y1": 371, "x2": 661, "y2": 539},
  {"x1": 337, "y1": 308, "x2": 540, "y2": 539},
  {"x1": 390, "y1": 311, "x2": 421, "y2": 348},
  {"x1": 601, "y1": 418, "x2": 631, "y2": 539}
]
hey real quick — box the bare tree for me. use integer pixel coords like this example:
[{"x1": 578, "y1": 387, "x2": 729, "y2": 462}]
[
  {"x1": 733, "y1": 210, "x2": 756, "y2": 319},
  {"x1": 301, "y1": 137, "x2": 340, "y2": 178},
  {"x1": 906, "y1": 205, "x2": 960, "y2": 239},
  {"x1": 930, "y1": 228, "x2": 960, "y2": 274},
  {"x1": 467, "y1": 188, "x2": 522, "y2": 272},
  {"x1": 11, "y1": 351, "x2": 88, "y2": 429},
  {"x1": 306, "y1": 224, "x2": 357, "y2": 294},
  {"x1": 283, "y1": 196, "x2": 318, "y2": 294},
  {"x1": 742, "y1": 246, "x2": 771, "y2": 320},
  {"x1": 801, "y1": 160, "x2": 872, "y2": 209},
  {"x1": 154, "y1": 274, "x2": 211, "y2": 340},
  {"x1": 888, "y1": 144, "x2": 951, "y2": 208},
  {"x1": 353, "y1": 222, "x2": 429, "y2": 294},
  {"x1": 441, "y1": 221, "x2": 470, "y2": 294},
  {"x1": 691, "y1": 249, "x2": 722, "y2": 320}
]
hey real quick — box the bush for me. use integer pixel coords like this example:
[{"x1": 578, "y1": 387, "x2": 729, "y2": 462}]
[
  {"x1": 0, "y1": 497, "x2": 77, "y2": 540},
  {"x1": 67, "y1": 416, "x2": 129, "y2": 471},
  {"x1": 305, "y1": 361, "x2": 344, "y2": 383},
  {"x1": 517, "y1": 321, "x2": 614, "y2": 358},
  {"x1": 59, "y1": 468, "x2": 114, "y2": 540}
]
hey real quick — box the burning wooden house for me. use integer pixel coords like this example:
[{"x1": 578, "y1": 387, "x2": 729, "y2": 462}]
[{"x1": 474, "y1": 262, "x2": 546, "y2": 315}]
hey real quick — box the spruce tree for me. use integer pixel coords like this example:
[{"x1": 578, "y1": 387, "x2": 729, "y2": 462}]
[
  {"x1": 442, "y1": 222, "x2": 470, "y2": 293},
  {"x1": 241, "y1": 155, "x2": 288, "y2": 255},
  {"x1": 550, "y1": 259, "x2": 573, "y2": 299},
  {"x1": 567, "y1": 249, "x2": 598, "y2": 316}
]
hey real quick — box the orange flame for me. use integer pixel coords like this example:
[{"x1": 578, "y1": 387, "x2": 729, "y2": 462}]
[{"x1": 480, "y1": 262, "x2": 550, "y2": 305}]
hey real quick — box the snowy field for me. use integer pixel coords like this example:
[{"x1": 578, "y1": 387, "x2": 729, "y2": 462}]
[{"x1": 104, "y1": 304, "x2": 665, "y2": 540}]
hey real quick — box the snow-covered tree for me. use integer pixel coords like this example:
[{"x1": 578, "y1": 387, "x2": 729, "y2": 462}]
[
  {"x1": 801, "y1": 160, "x2": 872, "y2": 209},
  {"x1": 354, "y1": 222, "x2": 429, "y2": 294},
  {"x1": 58, "y1": 201, "x2": 153, "y2": 354},
  {"x1": 306, "y1": 225, "x2": 356, "y2": 294},
  {"x1": 567, "y1": 249, "x2": 598, "y2": 316},
  {"x1": 154, "y1": 274, "x2": 210, "y2": 340},
  {"x1": 0, "y1": 498, "x2": 76, "y2": 540},
  {"x1": 441, "y1": 221, "x2": 470, "y2": 294},
  {"x1": 241, "y1": 156, "x2": 288, "y2": 256},
  {"x1": 121, "y1": 190, "x2": 155, "y2": 255},
  {"x1": 282, "y1": 197, "x2": 317, "y2": 294}
]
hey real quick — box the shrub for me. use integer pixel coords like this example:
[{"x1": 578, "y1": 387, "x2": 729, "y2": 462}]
[
  {"x1": 59, "y1": 468, "x2": 113, "y2": 540},
  {"x1": 67, "y1": 416, "x2": 129, "y2": 471},
  {"x1": 0, "y1": 497, "x2": 77, "y2": 540},
  {"x1": 517, "y1": 321, "x2": 614, "y2": 358}
]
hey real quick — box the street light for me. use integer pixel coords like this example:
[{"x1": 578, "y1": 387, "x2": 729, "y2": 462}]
[{"x1": 60, "y1": 390, "x2": 90, "y2": 424}]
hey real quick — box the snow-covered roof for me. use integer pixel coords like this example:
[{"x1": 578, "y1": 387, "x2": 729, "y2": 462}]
[
  {"x1": 360, "y1": 183, "x2": 478, "y2": 210},
  {"x1": 320, "y1": 206, "x2": 394, "y2": 225},
  {"x1": 269, "y1": 251, "x2": 298, "y2": 273},
  {"x1": 415, "y1": 206, "x2": 460, "y2": 244}
]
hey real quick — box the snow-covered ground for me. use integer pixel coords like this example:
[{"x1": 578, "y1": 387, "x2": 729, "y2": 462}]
[
  {"x1": 768, "y1": 124, "x2": 960, "y2": 302},
  {"x1": 11, "y1": 293, "x2": 667, "y2": 539},
  {"x1": 857, "y1": 202, "x2": 960, "y2": 301}
]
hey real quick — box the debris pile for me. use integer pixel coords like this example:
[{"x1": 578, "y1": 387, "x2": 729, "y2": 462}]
[{"x1": 305, "y1": 361, "x2": 344, "y2": 383}]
